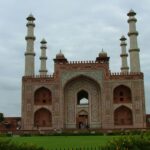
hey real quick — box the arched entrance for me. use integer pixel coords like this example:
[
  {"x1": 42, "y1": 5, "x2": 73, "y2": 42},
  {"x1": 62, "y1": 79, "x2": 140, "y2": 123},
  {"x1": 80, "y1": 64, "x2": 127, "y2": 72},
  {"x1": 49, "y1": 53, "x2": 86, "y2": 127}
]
[
  {"x1": 76, "y1": 110, "x2": 88, "y2": 129},
  {"x1": 114, "y1": 106, "x2": 133, "y2": 125},
  {"x1": 34, "y1": 108, "x2": 52, "y2": 127},
  {"x1": 64, "y1": 76, "x2": 101, "y2": 129}
]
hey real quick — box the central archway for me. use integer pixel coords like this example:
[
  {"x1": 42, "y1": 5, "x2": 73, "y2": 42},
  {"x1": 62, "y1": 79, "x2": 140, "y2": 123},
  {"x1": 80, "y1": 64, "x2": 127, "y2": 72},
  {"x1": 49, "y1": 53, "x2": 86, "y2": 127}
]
[{"x1": 64, "y1": 75, "x2": 101, "y2": 129}]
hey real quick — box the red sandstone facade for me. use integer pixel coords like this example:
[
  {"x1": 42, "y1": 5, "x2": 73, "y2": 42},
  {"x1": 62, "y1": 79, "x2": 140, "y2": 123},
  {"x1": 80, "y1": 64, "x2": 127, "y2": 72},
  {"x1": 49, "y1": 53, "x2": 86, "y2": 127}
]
[{"x1": 21, "y1": 53, "x2": 146, "y2": 130}]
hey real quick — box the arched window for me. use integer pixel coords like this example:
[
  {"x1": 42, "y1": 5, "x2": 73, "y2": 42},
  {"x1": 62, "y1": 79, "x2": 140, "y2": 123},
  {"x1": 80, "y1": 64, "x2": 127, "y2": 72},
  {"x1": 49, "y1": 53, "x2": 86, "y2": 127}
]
[
  {"x1": 113, "y1": 85, "x2": 131, "y2": 103},
  {"x1": 34, "y1": 108, "x2": 52, "y2": 127},
  {"x1": 34, "y1": 87, "x2": 52, "y2": 105},
  {"x1": 77, "y1": 90, "x2": 89, "y2": 105},
  {"x1": 114, "y1": 106, "x2": 133, "y2": 125}
]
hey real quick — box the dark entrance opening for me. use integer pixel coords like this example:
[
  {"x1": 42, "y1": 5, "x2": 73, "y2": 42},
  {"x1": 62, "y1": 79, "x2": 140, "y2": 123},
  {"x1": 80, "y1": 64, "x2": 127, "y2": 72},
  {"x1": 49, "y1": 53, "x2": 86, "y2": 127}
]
[
  {"x1": 77, "y1": 90, "x2": 89, "y2": 105},
  {"x1": 78, "y1": 115, "x2": 88, "y2": 129}
]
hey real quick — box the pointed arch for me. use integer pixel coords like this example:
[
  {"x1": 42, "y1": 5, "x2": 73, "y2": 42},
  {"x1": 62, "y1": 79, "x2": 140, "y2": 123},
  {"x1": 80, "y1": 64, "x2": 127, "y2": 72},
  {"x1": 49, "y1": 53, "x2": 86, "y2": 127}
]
[
  {"x1": 63, "y1": 74, "x2": 101, "y2": 90},
  {"x1": 78, "y1": 110, "x2": 88, "y2": 115},
  {"x1": 34, "y1": 87, "x2": 52, "y2": 105},
  {"x1": 77, "y1": 90, "x2": 89, "y2": 105},
  {"x1": 113, "y1": 85, "x2": 132, "y2": 103},
  {"x1": 114, "y1": 106, "x2": 133, "y2": 125},
  {"x1": 64, "y1": 75, "x2": 101, "y2": 128},
  {"x1": 34, "y1": 108, "x2": 52, "y2": 127}
]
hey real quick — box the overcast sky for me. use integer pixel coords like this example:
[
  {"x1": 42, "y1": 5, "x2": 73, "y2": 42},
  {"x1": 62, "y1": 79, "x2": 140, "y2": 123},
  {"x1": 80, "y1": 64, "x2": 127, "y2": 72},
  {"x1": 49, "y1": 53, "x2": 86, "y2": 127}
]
[{"x1": 0, "y1": 0, "x2": 150, "y2": 117}]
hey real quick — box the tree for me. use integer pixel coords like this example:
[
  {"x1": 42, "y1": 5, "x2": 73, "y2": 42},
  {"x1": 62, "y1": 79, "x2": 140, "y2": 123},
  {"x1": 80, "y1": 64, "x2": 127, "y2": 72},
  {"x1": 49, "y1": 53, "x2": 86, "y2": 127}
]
[{"x1": 0, "y1": 113, "x2": 4, "y2": 123}]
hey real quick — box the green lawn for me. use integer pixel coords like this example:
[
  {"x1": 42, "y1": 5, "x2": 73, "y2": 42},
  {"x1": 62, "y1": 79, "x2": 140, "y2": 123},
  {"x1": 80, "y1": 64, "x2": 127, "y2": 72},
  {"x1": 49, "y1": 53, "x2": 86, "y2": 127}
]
[{"x1": 1, "y1": 135, "x2": 120, "y2": 150}]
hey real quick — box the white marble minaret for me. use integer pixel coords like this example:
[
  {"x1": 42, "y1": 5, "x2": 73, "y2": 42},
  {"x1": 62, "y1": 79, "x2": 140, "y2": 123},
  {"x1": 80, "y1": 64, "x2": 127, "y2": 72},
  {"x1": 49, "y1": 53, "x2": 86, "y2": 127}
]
[
  {"x1": 39, "y1": 39, "x2": 48, "y2": 75},
  {"x1": 127, "y1": 9, "x2": 141, "y2": 72},
  {"x1": 24, "y1": 14, "x2": 36, "y2": 76},
  {"x1": 120, "y1": 35, "x2": 129, "y2": 73}
]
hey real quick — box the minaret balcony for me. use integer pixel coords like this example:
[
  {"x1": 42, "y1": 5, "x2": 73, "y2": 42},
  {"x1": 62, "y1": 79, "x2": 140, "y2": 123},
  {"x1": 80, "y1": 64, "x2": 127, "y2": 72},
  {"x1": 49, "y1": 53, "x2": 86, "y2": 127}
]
[{"x1": 25, "y1": 36, "x2": 36, "y2": 40}]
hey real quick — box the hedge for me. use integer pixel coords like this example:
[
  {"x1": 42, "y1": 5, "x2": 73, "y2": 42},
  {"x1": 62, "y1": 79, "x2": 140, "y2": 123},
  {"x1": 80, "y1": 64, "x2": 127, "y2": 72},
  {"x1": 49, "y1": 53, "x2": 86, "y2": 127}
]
[
  {"x1": 101, "y1": 134, "x2": 150, "y2": 150},
  {"x1": 0, "y1": 139, "x2": 45, "y2": 150}
]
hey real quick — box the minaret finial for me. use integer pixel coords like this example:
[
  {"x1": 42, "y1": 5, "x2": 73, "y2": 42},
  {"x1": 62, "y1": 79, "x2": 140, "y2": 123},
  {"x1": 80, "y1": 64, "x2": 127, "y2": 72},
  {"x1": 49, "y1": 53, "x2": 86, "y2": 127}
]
[
  {"x1": 26, "y1": 13, "x2": 35, "y2": 21},
  {"x1": 127, "y1": 9, "x2": 136, "y2": 16}
]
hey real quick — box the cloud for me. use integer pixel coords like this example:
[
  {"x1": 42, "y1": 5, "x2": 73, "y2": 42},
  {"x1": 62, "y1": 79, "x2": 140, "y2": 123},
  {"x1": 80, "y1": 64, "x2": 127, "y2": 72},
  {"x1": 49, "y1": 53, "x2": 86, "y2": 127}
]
[{"x1": 0, "y1": 0, "x2": 150, "y2": 116}]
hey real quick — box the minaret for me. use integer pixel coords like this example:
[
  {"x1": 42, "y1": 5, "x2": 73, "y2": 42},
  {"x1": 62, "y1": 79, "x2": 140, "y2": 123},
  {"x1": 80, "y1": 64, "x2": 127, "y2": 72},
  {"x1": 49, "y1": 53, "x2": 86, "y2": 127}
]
[
  {"x1": 120, "y1": 35, "x2": 129, "y2": 73},
  {"x1": 24, "y1": 14, "x2": 36, "y2": 76},
  {"x1": 39, "y1": 39, "x2": 48, "y2": 75},
  {"x1": 127, "y1": 9, "x2": 141, "y2": 72}
]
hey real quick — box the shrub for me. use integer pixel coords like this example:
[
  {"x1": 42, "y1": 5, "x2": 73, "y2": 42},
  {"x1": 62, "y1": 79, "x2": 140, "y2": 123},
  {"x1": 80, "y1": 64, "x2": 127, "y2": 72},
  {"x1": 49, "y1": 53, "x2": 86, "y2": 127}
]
[
  {"x1": 0, "y1": 133, "x2": 12, "y2": 137},
  {"x1": 101, "y1": 134, "x2": 150, "y2": 150},
  {"x1": 0, "y1": 139, "x2": 45, "y2": 150},
  {"x1": 0, "y1": 113, "x2": 4, "y2": 123}
]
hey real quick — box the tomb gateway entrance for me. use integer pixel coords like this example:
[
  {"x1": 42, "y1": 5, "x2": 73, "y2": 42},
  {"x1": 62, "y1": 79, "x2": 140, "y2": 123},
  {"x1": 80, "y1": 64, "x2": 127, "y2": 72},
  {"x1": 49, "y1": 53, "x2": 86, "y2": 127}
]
[{"x1": 64, "y1": 76, "x2": 101, "y2": 129}]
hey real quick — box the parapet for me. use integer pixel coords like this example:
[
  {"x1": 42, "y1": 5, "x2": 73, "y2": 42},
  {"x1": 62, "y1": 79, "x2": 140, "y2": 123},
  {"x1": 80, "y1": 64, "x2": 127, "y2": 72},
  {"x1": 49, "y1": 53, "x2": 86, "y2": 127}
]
[
  {"x1": 110, "y1": 72, "x2": 143, "y2": 80},
  {"x1": 22, "y1": 74, "x2": 56, "y2": 82},
  {"x1": 68, "y1": 60, "x2": 97, "y2": 64}
]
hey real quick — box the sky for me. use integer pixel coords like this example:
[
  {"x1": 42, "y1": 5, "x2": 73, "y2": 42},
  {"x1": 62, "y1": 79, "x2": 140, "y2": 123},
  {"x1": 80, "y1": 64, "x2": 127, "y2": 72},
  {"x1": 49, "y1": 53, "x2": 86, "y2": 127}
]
[{"x1": 0, "y1": 0, "x2": 150, "y2": 117}]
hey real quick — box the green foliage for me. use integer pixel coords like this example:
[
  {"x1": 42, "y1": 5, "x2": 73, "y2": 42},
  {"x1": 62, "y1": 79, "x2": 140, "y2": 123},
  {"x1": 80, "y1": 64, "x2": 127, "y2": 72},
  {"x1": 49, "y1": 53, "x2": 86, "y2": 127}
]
[
  {"x1": 5, "y1": 135, "x2": 114, "y2": 149},
  {"x1": 0, "y1": 133, "x2": 12, "y2": 137},
  {"x1": 20, "y1": 133, "x2": 32, "y2": 137},
  {"x1": 1, "y1": 133, "x2": 150, "y2": 150},
  {"x1": 101, "y1": 134, "x2": 150, "y2": 150},
  {"x1": 0, "y1": 139, "x2": 45, "y2": 150},
  {"x1": 0, "y1": 113, "x2": 4, "y2": 122}
]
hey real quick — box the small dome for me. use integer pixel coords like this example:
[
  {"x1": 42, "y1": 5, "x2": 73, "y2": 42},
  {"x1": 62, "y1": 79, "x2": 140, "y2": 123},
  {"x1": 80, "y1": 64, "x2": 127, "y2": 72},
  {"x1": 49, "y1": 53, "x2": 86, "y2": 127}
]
[
  {"x1": 26, "y1": 13, "x2": 35, "y2": 21},
  {"x1": 56, "y1": 50, "x2": 65, "y2": 59},
  {"x1": 41, "y1": 38, "x2": 47, "y2": 44},
  {"x1": 99, "y1": 49, "x2": 107, "y2": 57},
  {"x1": 120, "y1": 35, "x2": 126, "y2": 41},
  {"x1": 127, "y1": 9, "x2": 136, "y2": 16}
]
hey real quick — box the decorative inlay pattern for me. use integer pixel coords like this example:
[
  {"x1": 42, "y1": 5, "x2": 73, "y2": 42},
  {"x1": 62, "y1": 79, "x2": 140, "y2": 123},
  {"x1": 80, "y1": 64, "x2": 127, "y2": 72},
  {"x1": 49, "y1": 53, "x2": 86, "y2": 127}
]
[{"x1": 61, "y1": 70, "x2": 103, "y2": 86}]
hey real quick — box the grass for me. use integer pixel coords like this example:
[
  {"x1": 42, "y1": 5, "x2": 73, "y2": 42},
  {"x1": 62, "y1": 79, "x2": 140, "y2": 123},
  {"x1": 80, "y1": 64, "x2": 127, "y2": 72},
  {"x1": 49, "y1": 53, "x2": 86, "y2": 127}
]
[{"x1": 0, "y1": 135, "x2": 120, "y2": 150}]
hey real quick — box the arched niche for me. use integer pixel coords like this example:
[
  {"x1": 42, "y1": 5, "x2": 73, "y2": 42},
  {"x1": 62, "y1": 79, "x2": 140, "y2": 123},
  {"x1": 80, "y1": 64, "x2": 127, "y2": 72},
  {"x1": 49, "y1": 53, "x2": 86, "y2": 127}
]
[
  {"x1": 114, "y1": 106, "x2": 133, "y2": 125},
  {"x1": 113, "y1": 85, "x2": 132, "y2": 103},
  {"x1": 34, "y1": 87, "x2": 52, "y2": 105},
  {"x1": 34, "y1": 108, "x2": 52, "y2": 127}
]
